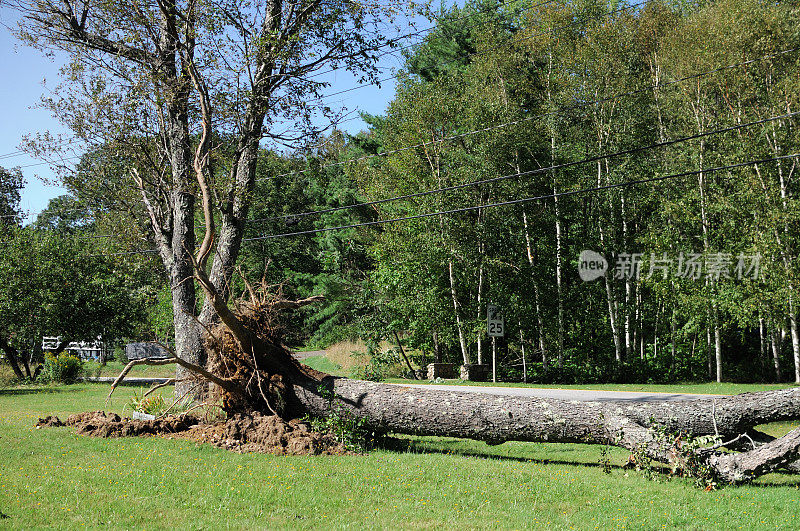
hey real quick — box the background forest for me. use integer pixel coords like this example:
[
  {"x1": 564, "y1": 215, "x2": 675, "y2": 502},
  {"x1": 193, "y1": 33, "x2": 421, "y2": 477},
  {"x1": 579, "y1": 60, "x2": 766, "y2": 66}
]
[{"x1": 2, "y1": 0, "x2": 799, "y2": 385}]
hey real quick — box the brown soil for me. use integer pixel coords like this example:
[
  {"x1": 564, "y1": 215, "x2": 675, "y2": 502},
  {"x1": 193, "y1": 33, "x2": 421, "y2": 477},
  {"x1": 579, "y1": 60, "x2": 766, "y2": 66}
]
[
  {"x1": 34, "y1": 415, "x2": 65, "y2": 428},
  {"x1": 175, "y1": 413, "x2": 349, "y2": 455},
  {"x1": 36, "y1": 411, "x2": 350, "y2": 456}
]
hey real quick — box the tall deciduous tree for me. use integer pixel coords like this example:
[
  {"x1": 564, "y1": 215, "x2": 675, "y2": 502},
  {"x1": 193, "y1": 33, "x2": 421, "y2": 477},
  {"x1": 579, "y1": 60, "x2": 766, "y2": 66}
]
[{"x1": 11, "y1": 0, "x2": 399, "y2": 391}]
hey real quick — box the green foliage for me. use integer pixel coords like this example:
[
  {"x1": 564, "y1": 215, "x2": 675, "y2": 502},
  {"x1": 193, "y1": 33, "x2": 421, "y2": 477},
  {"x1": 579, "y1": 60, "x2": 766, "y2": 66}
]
[
  {"x1": 146, "y1": 284, "x2": 175, "y2": 344},
  {"x1": 33, "y1": 195, "x2": 94, "y2": 234},
  {"x1": 305, "y1": 385, "x2": 378, "y2": 452},
  {"x1": 0, "y1": 227, "x2": 147, "y2": 368},
  {"x1": 37, "y1": 353, "x2": 84, "y2": 384},
  {"x1": 343, "y1": 0, "x2": 800, "y2": 384},
  {"x1": 0, "y1": 166, "x2": 23, "y2": 229}
]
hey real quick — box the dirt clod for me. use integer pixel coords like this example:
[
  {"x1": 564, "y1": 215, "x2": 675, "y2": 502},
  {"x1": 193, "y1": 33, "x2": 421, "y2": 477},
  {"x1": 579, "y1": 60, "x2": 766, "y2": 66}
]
[{"x1": 35, "y1": 415, "x2": 65, "y2": 428}]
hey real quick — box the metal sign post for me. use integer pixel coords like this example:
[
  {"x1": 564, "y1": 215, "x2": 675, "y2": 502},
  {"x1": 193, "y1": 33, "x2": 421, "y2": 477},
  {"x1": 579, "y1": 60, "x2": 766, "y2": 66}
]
[{"x1": 487, "y1": 304, "x2": 504, "y2": 382}]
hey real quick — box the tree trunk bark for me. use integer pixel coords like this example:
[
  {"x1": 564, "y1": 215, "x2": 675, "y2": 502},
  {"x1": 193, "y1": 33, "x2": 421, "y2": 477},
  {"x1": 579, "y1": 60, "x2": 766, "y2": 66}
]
[
  {"x1": 476, "y1": 264, "x2": 484, "y2": 366},
  {"x1": 522, "y1": 211, "x2": 547, "y2": 367},
  {"x1": 772, "y1": 327, "x2": 783, "y2": 382},
  {"x1": 519, "y1": 324, "x2": 527, "y2": 384},
  {"x1": 714, "y1": 307, "x2": 723, "y2": 383},
  {"x1": 0, "y1": 337, "x2": 26, "y2": 380},
  {"x1": 448, "y1": 259, "x2": 470, "y2": 366},
  {"x1": 790, "y1": 312, "x2": 800, "y2": 384}
]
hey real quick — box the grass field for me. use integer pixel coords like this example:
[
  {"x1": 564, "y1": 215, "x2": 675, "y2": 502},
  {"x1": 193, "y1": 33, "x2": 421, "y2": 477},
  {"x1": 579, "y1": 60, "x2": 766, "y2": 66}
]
[{"x1": 1, "y1": 383, "x2": 799, "y2": 529}]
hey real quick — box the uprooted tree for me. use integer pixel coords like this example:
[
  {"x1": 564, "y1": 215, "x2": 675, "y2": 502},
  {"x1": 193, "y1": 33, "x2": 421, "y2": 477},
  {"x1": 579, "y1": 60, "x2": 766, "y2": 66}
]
[
  {"x1": 15, "y1": 1, "x2": 800, "y2": 486},
  {"x1": 112, "y1": 269, "x2": 800, "y2": 485}
]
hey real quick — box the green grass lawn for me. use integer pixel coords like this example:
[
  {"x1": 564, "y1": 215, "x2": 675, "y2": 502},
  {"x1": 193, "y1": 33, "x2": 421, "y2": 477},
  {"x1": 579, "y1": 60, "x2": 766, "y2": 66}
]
[
  {"x1": 300, "y1": 354, "x2": 346, "y2": 376},
  {"x1": 0, "y1": 383, "x2": 798, "y2": 529},
  {"x1": 82, "y1": 360, "x2": 177, "y2": 379}
]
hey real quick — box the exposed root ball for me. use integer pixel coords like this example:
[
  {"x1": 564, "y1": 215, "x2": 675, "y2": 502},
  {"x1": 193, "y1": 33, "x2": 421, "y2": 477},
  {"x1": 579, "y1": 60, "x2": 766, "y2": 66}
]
[{"x1": 205, "y1": 285, "x2": 301, "y2": 415}]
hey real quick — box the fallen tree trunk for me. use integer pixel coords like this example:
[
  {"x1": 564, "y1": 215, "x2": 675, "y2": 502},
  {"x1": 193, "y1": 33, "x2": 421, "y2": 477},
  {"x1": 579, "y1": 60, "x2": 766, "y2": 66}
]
[
  {"x1": 291, "y1": 377, "x2": 800, "y2": 484},
  {"x1": 296, "y1": 379, "x2": 800, "y2": 443}
]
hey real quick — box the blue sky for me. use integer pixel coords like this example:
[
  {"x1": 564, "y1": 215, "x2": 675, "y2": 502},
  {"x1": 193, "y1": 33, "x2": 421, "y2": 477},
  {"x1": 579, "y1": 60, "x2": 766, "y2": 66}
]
[{"x1": 0, "y1": 7, "x2": 427, "y2": 224}]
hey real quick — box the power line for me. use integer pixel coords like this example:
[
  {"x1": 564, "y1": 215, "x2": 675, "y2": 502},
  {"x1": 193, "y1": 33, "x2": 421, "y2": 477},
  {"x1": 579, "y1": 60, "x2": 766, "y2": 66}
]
[
  {"x1": 12, "y1": 104, "x2": 798, "y2": 243},
  {"x1": 62, "y1": 149, "x2": 800, "y2": 257},
  {"x1": 22, "y1": 106, "x2": 798, "y2": 236},
  {"x1": 242, "y1": 153, "x2": 800, "y2": 241},
  {"x1": 245, "y1": 110, "x2": 800, "y2": 227},
  {"x1": 0, "y1": 136, "x2": 85, "y2": 162}
]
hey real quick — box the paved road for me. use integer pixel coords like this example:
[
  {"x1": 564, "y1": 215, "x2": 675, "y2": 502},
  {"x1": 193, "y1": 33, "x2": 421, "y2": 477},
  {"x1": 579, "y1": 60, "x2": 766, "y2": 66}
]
[
  {"x1": 83, "y1": 351, "x2": 325, "y2": 385},
  {"x1": 392, "y1": 383, "x2": 726, "y2": 402},
  {"x1": 84, "y1": 376, "x2": 172, "y2": 385},
  {"x1": 292, "y1": 350, "x2": 326, "y2": 361}
]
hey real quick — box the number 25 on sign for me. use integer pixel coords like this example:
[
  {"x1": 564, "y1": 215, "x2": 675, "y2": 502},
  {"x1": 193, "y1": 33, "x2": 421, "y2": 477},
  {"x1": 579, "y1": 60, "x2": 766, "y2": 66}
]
[{"x1": 487, "y1": 304, "x2": 504, "y2": 337}]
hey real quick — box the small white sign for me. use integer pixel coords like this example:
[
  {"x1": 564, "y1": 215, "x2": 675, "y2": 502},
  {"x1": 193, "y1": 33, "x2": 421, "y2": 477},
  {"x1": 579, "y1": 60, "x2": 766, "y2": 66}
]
[
  {"x1": 487, "y1": 304, "x2": 504, "y2": 337},
  {"x1": 131, "y1": 411, "x2": 156, "y2": 421}
]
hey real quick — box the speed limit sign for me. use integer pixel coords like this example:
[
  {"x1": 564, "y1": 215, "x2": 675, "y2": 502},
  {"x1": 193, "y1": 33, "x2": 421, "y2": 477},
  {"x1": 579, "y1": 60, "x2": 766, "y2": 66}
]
[{"x1": 487, "y1": 304, "x2": 504, "y2": 337}]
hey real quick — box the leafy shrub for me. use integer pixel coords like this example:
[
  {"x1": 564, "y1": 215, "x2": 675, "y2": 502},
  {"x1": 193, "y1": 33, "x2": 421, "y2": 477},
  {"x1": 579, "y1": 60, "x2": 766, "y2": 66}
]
[
  {"x1": 128, "y1": 391, "x2": 168, "y2": 416},
  {"x1": 349, "y1": 343, "x2": 407, "y2": 382},
  {"x1": 305, "y1": 384, "x2": 380, "y2": 452},
  {"x1": 38, "y1": 353, "x2": 84, "y2": 384}
]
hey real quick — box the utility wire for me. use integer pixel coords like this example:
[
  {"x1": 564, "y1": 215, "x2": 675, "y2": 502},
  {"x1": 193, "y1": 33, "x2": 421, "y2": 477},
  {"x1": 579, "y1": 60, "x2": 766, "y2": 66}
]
[
  {"x1": 12, "y1": 106, "x2": 799, "y2": 244},
  {"x1": 76, "y1": 149, "x2": 792, "y2": 256},
  {"x1": 85, "y1": 145, "x2": 800, "y2": 256},
  {"x1": 4, "y1": 45, "x2": 796, "y2": 224},
  {"x1": 243, "y1": 153, "x2": 800, "y2": 241},
  {"x1": 245, "y1": 110, "x2": 800, "y2": 226}
]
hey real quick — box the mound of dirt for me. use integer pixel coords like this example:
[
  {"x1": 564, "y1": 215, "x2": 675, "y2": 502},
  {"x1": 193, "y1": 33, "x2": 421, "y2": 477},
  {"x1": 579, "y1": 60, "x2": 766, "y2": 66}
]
[
  {"x1": 177, "y1": 412, "x2": 349, "y2": 455},
  {"x1": 35, "y1": 411, "x2": 349, "y2": 456},
  {"x1": 64, "y1": 411, "x2": 200, "y2": 438}
]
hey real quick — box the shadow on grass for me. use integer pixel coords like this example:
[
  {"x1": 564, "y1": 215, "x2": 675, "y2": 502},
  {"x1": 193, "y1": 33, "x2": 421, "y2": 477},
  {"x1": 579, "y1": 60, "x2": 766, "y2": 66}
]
[
  {"x1": 382, "y1": 436, "x2": 800, "y2": 488},
  {"x1": 377, "y1": 435, "x2": 644, "y2": 472},
  {"x1": 751, "y1": 469, "x2": 800, "y2": 488}
]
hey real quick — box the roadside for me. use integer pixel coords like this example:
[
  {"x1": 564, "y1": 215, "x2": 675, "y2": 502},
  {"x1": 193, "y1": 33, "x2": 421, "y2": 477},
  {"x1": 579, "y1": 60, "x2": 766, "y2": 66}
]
[{"x1": 384, "y1": 378, "x2": 800, "y2": 396}]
